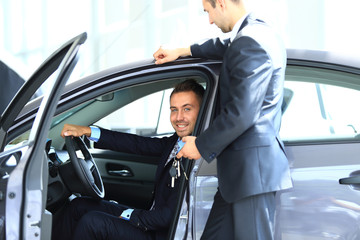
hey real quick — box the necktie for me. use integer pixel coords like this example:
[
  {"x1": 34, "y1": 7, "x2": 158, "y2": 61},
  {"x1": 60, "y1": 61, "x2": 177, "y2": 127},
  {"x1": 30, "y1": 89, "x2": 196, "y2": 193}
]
[
  {"x1": 150, "y1": 141, "x2": 179, "y2": 210},
  {"x1": 165, "y1": 142, "x2": 179, "y2": 166}
]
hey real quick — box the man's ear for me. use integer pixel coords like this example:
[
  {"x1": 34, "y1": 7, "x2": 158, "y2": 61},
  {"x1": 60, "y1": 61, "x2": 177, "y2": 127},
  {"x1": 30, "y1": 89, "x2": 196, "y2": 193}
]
[{"x1": 216, "y1": 0, "x2": 226, "y2": 10}]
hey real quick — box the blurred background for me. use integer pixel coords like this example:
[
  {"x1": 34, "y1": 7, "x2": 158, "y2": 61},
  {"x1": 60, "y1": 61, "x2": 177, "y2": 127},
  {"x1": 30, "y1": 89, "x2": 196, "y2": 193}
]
[{"x1": 1, "y1": 0, "x2": 360, "y2": 82}]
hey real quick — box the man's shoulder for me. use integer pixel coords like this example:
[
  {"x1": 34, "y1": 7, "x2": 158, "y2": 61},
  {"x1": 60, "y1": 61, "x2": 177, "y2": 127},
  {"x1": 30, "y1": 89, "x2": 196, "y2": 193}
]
[
  {"x1": 242, "y1": 13, "x2": 268, "y2": 29},
  {"x1": 236, "y1": 21, "x2": 273, "y2": 41},
  {"x1": 232, "y1": 15, "x2": 284, "y2": 57},
  {"x1": 161, "y1": 133, "x2": 178, "y2": 142}
]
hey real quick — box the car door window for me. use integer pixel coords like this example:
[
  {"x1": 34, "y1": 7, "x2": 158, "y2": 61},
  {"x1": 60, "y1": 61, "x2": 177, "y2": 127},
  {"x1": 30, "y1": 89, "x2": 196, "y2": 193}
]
[
  {"x1": 94, "y1": 88, "x2": 174, "y2": 137},
  {"x1": 280, "y1": 69, "x2": 360, "y2": 141}
]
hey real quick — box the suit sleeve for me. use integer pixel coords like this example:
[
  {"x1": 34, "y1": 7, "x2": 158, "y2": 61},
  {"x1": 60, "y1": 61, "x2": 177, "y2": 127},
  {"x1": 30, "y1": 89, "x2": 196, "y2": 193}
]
[
  {"x1": 95, "y1": 128, "x2": 168, "y2": 157},
  {"x1": 191, "y1": 37, "x2": 230, "y2": 60},
  {"x1": 95, "y1": 128, "x2": 178, "y2": 231},
  {"x1": 196, "y1": 36, "x2": 274, "y2": 162}
]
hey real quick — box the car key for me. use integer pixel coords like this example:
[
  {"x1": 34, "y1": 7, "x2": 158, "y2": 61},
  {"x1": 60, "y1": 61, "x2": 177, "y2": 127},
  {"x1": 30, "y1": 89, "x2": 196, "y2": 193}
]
[
  {"x1": 176, "y1": 159, "x2": 181, "y2": 177},
  {"x1": 179, "y1": 160, "x2": 188, "y2": 180},
  {"x1": 169, "y1": 161, "x2": 177, "y2": 188}
]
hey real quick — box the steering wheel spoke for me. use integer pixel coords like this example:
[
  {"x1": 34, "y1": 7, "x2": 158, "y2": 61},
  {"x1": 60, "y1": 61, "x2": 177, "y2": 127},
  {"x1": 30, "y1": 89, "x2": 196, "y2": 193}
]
[
  {"x1": 86, "y1": 160, "x2": 95, "y2": 172},
  {"x1": 65, "y1": 136, "x2": 105, "y2": 198}
]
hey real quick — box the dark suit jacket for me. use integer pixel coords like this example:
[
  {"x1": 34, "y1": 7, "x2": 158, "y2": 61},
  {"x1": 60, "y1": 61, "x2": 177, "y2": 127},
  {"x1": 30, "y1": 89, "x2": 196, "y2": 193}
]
[
  {"x1": 191, "y1": 14, "x2": 292, "y2": 202},
  {"x1": 95, "y1": 129, "x2": 179, "y2": 240}
]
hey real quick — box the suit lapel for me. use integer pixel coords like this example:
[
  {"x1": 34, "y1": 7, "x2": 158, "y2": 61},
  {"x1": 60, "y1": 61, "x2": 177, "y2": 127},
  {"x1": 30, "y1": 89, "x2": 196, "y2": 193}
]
[
  {"x1": 238, "y1": 14, "x2": 251, "y2": 32},
  {"x1": 234, "y1": 13, "x2": 264, "y2": 42}
]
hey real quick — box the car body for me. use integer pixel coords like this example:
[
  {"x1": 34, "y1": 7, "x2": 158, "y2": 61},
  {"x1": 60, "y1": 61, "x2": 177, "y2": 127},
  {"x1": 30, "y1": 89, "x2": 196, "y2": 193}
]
[{"x1": 1, "y1": 32, "x2": 360, "y2": 239}]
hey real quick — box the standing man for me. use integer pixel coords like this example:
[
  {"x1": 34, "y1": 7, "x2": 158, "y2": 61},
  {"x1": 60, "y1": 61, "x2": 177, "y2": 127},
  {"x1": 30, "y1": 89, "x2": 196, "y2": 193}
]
[
  {"x1": 153, "y1": 0, "x2": 292, "y2": 239},
  {"x1": 52, "y1": 79, "x2": 204, "y2": 240}
]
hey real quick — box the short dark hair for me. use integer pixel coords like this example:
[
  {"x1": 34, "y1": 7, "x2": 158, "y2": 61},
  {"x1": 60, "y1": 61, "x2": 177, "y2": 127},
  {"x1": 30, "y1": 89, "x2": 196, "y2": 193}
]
[
  {"x1": 206, "y1": 0, "x2": 240, "y2": 8},
  {"x1": 207, "y1": 0, "x2": 216, "y2": 8},
  {"x1": 170, "y1": 79, "x2": 205, "y2": 104}
]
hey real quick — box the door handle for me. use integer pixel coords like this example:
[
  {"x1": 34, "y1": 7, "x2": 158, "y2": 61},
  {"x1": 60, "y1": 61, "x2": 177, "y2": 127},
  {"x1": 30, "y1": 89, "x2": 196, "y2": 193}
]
[
  {"x1": 339, "y1": 176, "x2": 360, "y2": 185},
  {"x1": 108, "y1": 169, "x2": 133, "y2": 177}
]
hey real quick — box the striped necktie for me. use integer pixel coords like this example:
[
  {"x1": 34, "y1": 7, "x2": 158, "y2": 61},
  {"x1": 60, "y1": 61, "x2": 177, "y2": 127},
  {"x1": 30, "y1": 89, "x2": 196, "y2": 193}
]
[{"x1": 165, "y1": 142, "x2": 179, "y2": 166}]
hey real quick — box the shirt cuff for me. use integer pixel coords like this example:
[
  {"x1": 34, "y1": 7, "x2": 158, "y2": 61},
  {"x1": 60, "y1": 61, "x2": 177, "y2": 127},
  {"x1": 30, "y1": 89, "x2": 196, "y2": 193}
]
[
  {"x1": 88, "y1": 126, "x2": 101, "y2": 142},
  {"x1": 120, "y1": 209, "x2": 134, "y2": 221}
]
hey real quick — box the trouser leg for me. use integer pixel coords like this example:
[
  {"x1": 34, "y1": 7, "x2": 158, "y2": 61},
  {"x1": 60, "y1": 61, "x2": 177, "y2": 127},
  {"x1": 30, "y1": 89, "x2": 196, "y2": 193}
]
[
  {"x1": 201, "y1": 190, "x2": 276, "y2": 240},
  {"x1": 51, "y1": 197, "x2": 127, "y2": 240},
  {"x1": 232, "y1": 191, "x2": 276, "y2": 240},
  {"x1": 73, "y1": 211, "x2": 154, "y2": 240},
  {"x1": 200, "y1": 190, "x2": 234, "y2": 240}
]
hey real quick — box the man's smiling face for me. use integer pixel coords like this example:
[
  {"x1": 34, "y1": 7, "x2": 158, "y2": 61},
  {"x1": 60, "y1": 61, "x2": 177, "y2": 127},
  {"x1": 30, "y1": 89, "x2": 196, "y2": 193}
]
[{"x1": 170, "y1": 91, "x2": 201, "y2": 138}]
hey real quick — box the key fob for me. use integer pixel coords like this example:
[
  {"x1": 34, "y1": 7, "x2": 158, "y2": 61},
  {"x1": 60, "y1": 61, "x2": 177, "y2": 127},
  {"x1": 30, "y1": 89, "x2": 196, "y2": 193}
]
[
  {"x1": 169, "y1": 166, "x2": 177, "y2": 177},
  {"x1": 177, "y1": 140, "x2": 185, "y2": 154}
]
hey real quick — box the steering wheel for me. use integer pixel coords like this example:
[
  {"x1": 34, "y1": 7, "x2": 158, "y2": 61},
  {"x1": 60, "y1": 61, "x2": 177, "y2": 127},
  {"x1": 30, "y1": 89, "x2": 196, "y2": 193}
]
[{"x1": 65, "y1": 136, "x2": 105, "y2": 199}]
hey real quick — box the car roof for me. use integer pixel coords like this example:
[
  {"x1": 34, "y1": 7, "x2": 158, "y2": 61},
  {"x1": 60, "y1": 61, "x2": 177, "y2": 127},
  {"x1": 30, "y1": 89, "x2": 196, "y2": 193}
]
[
  {"x1": 14, "y1": 48, "x2": 360, "y2": 131},
  {"x1": 69, "y1": 49, "x2": 359, "y2": 92},
  {"x1": 286, "y1": 48, "x2": 360, "y2": 73}
]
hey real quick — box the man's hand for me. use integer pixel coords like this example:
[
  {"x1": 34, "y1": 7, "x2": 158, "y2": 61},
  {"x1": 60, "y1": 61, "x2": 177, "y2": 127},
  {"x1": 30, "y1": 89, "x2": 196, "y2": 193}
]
[
  {"x1": 176, "y1": 136, "x2": 201, "y2": 160},
  {"x1": 153, "y1": 47, "x2": 191, "y2": 65},
  {"x1": 61, "y1": 124, "x2": 91, "y2": 138}
]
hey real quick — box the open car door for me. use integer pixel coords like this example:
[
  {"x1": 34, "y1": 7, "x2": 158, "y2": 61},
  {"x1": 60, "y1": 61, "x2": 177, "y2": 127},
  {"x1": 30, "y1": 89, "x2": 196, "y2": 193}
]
[{"x1": 0, "y1": 32, "x2": 86, "y2": 240}]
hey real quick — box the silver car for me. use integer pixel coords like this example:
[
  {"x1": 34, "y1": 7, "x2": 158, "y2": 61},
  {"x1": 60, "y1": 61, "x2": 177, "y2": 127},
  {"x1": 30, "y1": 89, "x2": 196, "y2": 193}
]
[{"x1": 1, "y1": 33, "x2": 360, "y2": 239}]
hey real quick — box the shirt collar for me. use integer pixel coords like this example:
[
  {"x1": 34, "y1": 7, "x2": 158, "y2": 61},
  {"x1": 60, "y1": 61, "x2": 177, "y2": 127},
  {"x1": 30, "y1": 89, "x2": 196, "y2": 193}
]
[{"x1": 230, "y1": 13, "x2": 250, "y2": 42}]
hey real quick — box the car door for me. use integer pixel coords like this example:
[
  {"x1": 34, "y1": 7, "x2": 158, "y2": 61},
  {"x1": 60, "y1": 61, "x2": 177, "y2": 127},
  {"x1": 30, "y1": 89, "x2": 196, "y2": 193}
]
[
  {"x1": 0, "y1": 32, "x2": 86, "y2": 240},
  {"x1": 275, "y1": 63, "x2": 360, "y2": 239}
]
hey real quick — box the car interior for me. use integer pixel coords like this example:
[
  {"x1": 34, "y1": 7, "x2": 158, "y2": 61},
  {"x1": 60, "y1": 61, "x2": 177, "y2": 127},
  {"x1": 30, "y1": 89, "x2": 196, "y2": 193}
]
[{"x1": 3, "y1": 76, "x2": 209, "y2": 232}]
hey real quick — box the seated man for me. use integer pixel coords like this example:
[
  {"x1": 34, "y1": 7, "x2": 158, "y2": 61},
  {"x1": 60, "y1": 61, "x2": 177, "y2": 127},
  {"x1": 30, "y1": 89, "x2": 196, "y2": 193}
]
[{"x1": 52, "y1": 79, "x2": 204, "y2": 240}]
